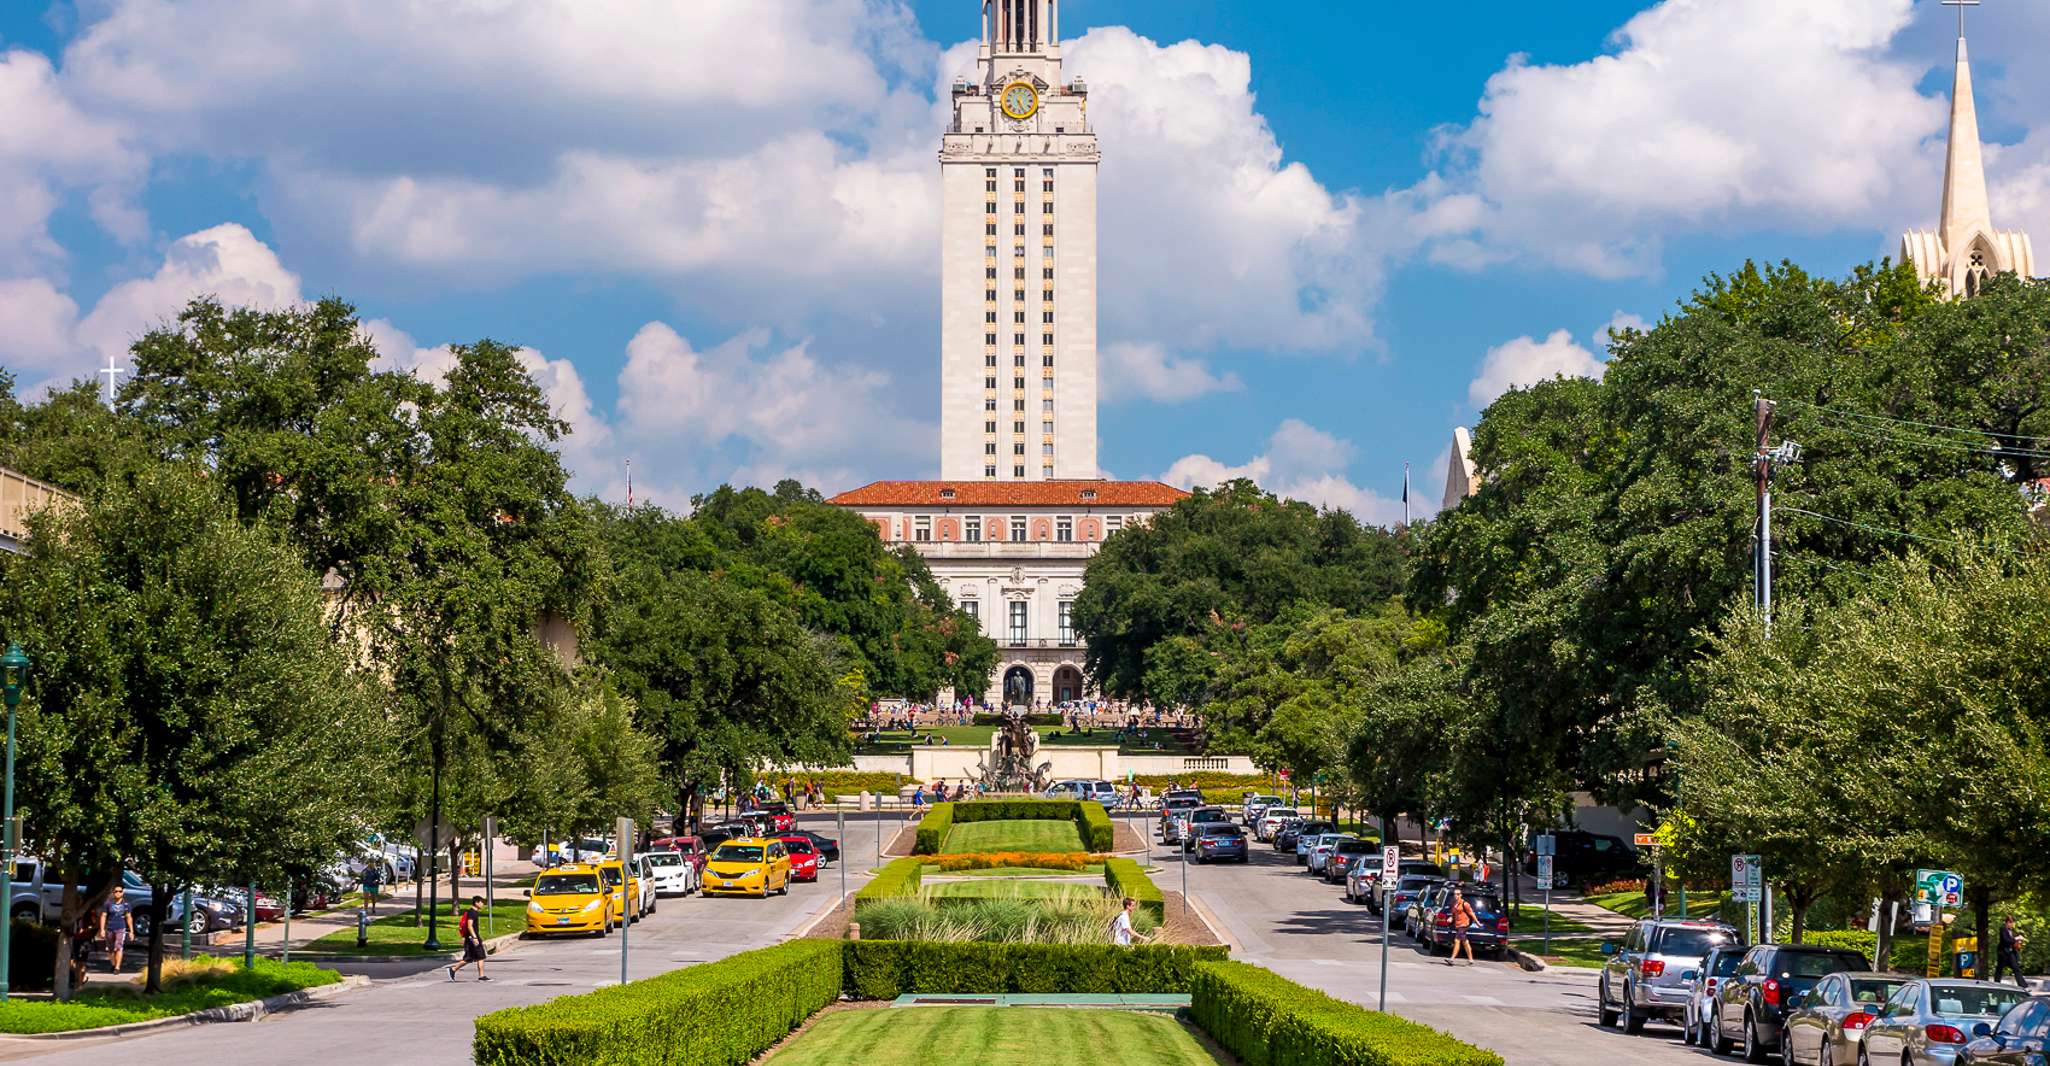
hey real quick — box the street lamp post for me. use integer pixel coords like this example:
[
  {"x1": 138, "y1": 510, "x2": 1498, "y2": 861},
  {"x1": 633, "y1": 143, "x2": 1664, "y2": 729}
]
[{"x1": 0, "y1": 643, "x2": 31, "y2": 1001}]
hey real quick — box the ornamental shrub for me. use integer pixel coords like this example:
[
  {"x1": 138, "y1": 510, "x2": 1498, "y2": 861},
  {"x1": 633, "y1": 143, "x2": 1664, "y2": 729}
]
[
  {"x1": 843, "y1": 940, "x2": 1227, "y2": 1000},
  {"x1": 1188, "y1": 960, "x2": 1503, "y2": 1066},
  {"x1": 1103, "y1": 858, "x2": 1164, "y2": 922},
  {"x1": 912, "y1": 799, "x2": 1110, "y2": 854},
  {"x1": 472, "y1": 940, "x2": 842, "y2": 1066},
  {"x1": 931, "y1": 851, "x2": 1097, "y2": 871},
  {"x1": 1076, "y1": 802, "x2": 1115, "y2": 851},
  {"x1": 913, "y1": 804, "x2": 954, "y2": 854},
  {"x1": 853, "y1": 857, "x2": 925, "y2": 902}
]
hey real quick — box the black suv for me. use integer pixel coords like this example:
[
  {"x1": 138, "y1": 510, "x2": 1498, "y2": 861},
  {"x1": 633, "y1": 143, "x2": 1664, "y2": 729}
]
[
  {"x1": 1523, "y1": 830, "x2": 1643, "y2": 887},
  {"x1": 1709, "y1": 943, "x2": 1871, "y2": 1060}
]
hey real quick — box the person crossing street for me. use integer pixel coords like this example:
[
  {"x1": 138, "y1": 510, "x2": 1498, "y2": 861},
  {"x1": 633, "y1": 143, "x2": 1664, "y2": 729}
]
[
  {"x1": 1446, "y1": 887, "x2": 1478, "y2": 966},
  {"x1": 447, "y1": 895, "x2": 490, "y2": 982}
]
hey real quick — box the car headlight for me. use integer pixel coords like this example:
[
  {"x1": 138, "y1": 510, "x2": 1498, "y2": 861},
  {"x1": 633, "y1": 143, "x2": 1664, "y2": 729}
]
[
  {"x1": 528, "y1": 902, "x2": 543, "y2": 913},
  {"x1": 581, "y1": 899, "x2": 602, "y2": 911}
]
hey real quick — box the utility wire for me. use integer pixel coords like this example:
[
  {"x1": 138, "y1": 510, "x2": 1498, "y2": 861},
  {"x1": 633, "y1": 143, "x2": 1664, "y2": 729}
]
[
  {"x1": 1777, "y1": 397, "x2": 2050, "y2": 447},
  {"x1": 1800, "y1": 420, "x2": 2050, "y2": 462},
  {"x1": 1775, "y1": 506, "x2": 2024, "y2": 556}
]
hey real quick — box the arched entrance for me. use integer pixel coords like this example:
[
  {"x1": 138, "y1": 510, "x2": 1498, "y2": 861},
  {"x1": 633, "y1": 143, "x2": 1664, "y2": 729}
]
[
  {"x1": 1001, "y1": 665, "x2": 1035, "y2": 709},
  {"x1": 1052, "y1": 665, "x2": 1084, "y2": 704}
]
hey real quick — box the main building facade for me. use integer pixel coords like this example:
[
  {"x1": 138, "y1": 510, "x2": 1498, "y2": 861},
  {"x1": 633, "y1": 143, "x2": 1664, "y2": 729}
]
[{"x1": 832, "y1": 1, "x2": 1187, "y2": 708}]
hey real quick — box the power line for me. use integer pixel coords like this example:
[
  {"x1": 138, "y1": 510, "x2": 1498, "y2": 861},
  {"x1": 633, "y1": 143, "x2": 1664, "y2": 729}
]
[
  {"x1": 1775, "y1": 506, "x2": 2024, "y2": 556},
  {"x1": 1777, "y1": 397, "x2": 2050, "y2": 447},
  {"x1": 1797, "y1": 419, "x2": 2050, "y2": 462}
]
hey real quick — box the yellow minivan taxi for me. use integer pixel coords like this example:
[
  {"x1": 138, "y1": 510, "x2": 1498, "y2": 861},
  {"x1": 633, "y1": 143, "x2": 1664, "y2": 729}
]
[
  {"x1": 594, "y1": 858, "x2": 646, "y2": 922},
  {"x1": 702, "y1": 838, "x2": 792, "y2": 898},
  {"x1": 525, "y1": 863, "x2": 615, "y2": 937}
]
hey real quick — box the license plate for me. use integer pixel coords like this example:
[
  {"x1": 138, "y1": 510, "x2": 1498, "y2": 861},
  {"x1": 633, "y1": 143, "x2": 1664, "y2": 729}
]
[
  {"x1": 722, "y1": 881, "x2": 736, "y2": 888},
  {"x1": 555, "y1": 918, "x2": 570, "y2": 925}
]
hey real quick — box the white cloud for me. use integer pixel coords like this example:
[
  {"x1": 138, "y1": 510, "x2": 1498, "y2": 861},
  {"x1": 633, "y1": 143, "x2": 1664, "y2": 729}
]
[
  {"x1": 0, "y1": 48, "x2": 143, "y2": 266},
  {"x1": 76, "y1": 223, "x2": 302, "y2": 366},
  {"x1": 1161, "y1": 418, "x2": 1406, "y2": 526},
  {"x1": 0, "y1": 278, "x2": 82, "y2": 376},
  {"x1": 1436, "y1": 0, "x2": 1944, "y2": 276},
  {"x1": 1101, "y1": 342, "x2": 1240, "y2": 404},
  {"x1": 1467, "y1": 328, "x2": 1606, "y2": 409}
]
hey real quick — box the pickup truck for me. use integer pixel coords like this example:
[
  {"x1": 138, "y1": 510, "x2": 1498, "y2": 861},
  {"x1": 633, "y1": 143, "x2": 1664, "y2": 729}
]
[
  {"x1": 9, "y1": 861, "x2": 237, "y2": 937},
  {"x1": 6, "y1": 856, "x2": 70, "y2": 923}
]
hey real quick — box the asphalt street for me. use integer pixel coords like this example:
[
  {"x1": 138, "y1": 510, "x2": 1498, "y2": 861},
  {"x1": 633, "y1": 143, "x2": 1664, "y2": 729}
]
[
  {"x1": 0, "y1": 810, "x2": 904, "y2": 1066},
  {"x1": 1148, "y1": 812, "x2": 1706, "y2": 1066}
]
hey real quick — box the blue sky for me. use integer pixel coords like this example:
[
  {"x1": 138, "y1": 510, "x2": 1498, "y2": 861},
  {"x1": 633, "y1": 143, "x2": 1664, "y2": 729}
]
[{"x1": 4, "y1": 0, "x2": 2049, "y2": 523}]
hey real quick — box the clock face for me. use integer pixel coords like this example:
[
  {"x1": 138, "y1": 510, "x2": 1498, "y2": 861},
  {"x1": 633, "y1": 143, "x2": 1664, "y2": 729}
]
[{"x1": 1000, "y1": 82, "x2": 1039, "y2": 121}]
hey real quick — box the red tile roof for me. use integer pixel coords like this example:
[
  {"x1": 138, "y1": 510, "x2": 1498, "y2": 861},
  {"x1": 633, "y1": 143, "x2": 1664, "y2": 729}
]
[{"x1": 827, "y1": 480, "x2": 1190, "y2": 507}]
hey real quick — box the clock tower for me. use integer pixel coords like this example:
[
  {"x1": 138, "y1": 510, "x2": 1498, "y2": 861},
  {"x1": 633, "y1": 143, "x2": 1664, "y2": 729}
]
[{"x1": 939, "y1": 0, "x2": 1099, "y2": 481}]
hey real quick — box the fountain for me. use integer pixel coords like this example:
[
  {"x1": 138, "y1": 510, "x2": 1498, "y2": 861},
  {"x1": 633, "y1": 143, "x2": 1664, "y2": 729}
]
[{"x1": 975, "y1": 706, "x2": 1052, "y2": 793}]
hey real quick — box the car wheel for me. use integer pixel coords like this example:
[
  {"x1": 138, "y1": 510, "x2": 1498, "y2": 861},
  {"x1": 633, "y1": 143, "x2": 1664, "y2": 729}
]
[
  {"x1": 1819, "y1": 1039, "x2": 1834, "y2": 1066},
  {"x1": 1712, "y1": 1011, "x2": 1735, "y2": 1056},
  {"x1": 1623, "y1": 986, "x2": 1644, "y2": 1034},
  {"x1": 1598, "y1": 979, "x2": 1619, "y2": 1027},
  {"x1": 1744, "y1": 1014, "x2": 1766, "y2": 1063},
  {"x1": 1778, "y1": 1028, "x2": 1793, "y2": 1066},
  {"x1": 1683, "y1": 1011, "x2": 1698, "y2": 1046}
]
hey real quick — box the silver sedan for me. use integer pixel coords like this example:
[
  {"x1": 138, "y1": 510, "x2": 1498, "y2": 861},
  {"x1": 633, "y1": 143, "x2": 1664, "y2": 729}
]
[
  {"x1": 1778, "y1": 971, "x2": 1906, "y2": 1065},
  {"x1": 1860, "y1": 979, "x2": 2029, "y2": 1066}
]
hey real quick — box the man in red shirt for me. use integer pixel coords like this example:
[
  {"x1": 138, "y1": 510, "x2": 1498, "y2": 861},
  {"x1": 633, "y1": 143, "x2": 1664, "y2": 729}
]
[{"x1": 1447, "y1": 887, "x2": 1478, "y2": 966}]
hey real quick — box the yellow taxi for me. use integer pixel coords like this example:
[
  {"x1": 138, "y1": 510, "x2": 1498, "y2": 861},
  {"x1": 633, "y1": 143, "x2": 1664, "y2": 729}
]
[
  {"x1": 701, "y1": 837, "x2": 792, "y2": 898},
  {"x1": 525, "y1": 863, "x2": 616, "y2": 937},
  {"x1": 594, "y1": 857, "x2": 648, "y2": 922}
]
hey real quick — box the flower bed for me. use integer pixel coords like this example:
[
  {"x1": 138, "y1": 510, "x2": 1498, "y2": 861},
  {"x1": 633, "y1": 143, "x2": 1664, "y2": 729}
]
[{"x1": 930, "y1": 851, "x2": 1098, "y2": 871}]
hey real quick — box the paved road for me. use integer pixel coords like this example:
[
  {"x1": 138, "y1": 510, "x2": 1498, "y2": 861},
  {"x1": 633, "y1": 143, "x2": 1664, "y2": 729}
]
[
  {"x1": 1164, "y1": 824, "x2": 1708, "y2": 1066},
  {"x1": 0, "y1": 811, "x2": 901, "y2": 1066}
]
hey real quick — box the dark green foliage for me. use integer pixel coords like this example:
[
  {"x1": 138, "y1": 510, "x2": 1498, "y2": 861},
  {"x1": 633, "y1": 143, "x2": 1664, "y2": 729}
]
[
  {"x1": 472, "y1": 940, "x2": 843, "y2": 1066},
  {"x1": 854, "y1": 858, "x2": 926, "y2": 901},
  {"x1": 1102, "y1": 858, "x2": 1163, "y2": 921},
  {"x1": 1073, "y1": 479, "x2": 1405, "y2": 701},
  {"x1": 1188, "y1": 960, "x2": 1503, "y2": 1066},
  {"x1": 841, "y1": 941, "x2": 1227, "y2": 1000},
  {"x1": 911, "y1": 800, "x2": 1111, "y2": 855},
  {"x1": 6, "y1": 921, "x2": 55, "y2": 993}
]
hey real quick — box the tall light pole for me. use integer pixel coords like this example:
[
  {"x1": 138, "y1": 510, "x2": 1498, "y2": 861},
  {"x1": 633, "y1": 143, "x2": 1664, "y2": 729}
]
[{"x1": 0, "y1": 643, "x2": 31, "y2": 1001}]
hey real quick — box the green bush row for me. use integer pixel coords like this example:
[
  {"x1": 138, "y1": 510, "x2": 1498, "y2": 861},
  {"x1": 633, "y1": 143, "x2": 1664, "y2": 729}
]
[
  {"x1": 472, "y1": 940, "x2": 842, "y2": 1066},
  {"x1": 1102, "y1": 858, "x2": 1164, "y2": 922},
  {"x1": 854, "y1": 858, "x2": 925, "y2": 902},
  {"x1": 1076, "y1": 801, "x2": 1115, "y2": 851},
  {"x1": 1189, "y1": 959, "x2": 1503, "y2": 1066},
  {"x1": 911, "y1": 799, "x2": 1112, "y2": 854},
  {"x1": 842, "y1": 940, "x2": 1228, "y2": 1000},
  {"x1": 1801, "y1": 929, "x2": 1947, "y2": 976},
  {"x1": 948, "y1": 798, "x2": 1083, "y2": 824},
  {"x1": 913, "y1": 803, "x2": 954, "y2": 854}
]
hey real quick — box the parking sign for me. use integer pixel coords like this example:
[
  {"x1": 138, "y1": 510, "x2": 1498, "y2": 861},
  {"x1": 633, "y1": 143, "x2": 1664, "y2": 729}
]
[
  {"x1": 1731, "y1": 854, "x2": 1762, "y2": 902},
  {"x1": 1381, "y1": 845, "x2": 1400, "y2": 882},
  {"x1": 1536, "y1": 854, "x2": 1554, "y2": 885}
]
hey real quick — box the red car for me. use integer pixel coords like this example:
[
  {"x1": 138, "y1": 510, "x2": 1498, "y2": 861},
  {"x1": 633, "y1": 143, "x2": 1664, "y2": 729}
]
[
  {"x1": 777, "y1": 835, "x2": 820, "y2": 882},
  {"x1": 755, "y1": 804, "x2": 795, "y2": 833},
  {"x1": 647, "y1": 836, "x2": 709, "y2": 876}
]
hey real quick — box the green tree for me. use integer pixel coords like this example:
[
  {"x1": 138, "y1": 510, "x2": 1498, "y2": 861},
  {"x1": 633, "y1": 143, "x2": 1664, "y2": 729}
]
[{"x1": 0, "y1": 466, "x2": 385, "y2": 992}]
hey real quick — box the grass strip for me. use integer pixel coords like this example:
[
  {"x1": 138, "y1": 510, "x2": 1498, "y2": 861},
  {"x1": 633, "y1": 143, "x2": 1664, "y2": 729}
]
[
  {"x1": 0, "y1": 958, "x2": 341, "y2": 1034},
  {"x1": 765, "y1": 1006, "x2": 1225, "y2": 1066},
  {"x1": 304, "y1": 897, "x2": 530, "y2": 956}
]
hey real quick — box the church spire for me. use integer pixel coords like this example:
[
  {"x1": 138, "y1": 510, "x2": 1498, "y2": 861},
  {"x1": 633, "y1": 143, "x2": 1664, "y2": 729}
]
[{"x1": 1938, "y1": 34, "x2": 1992, "y2": 251}]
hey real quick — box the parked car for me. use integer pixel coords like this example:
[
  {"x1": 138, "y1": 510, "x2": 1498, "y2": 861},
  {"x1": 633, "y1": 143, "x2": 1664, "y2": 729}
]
[
  {"x1": 1288, "y1": 822, "x2": 1338, "y2": 862},
  {"x1": 523, "y1": 864, "x2": 616, "y2": 937},
  {"x1": 594, "y1": 857, "x2": 651, "y2": 921},
  {"x1": 1274, "y1": 819, "x2": 1330, "y2": 853},
  {"x1": 1959, "y1": 994, "x2": 2050, "y2": 1065},
  {"x1": 1343, "y1": 855, "x2": 1383, "y2": 904},
  {"x1": 1178, "y1": 807, "x2": 1229, "y2": 851},
  {"x1": 1323, "y1": 839, "x2": 1379, "y2": 884},
  {"x1": 1047, "y1": 780, "x2": 1118, "y2": 806},
  {"x1": 785, "y1": 830, "x2": 839, "y2": 864},
  {"x1": 777, "y1": 835, "x2": 822, "y2": 882},
  {"x1": 1254, "y1": 807, "x2": 1299, "y2": 842},
  {"x1": 647, "y1": 835, "x2": 710, "y2": 875},
  {"x1": 1681, "y1": 945, "x2": 1747, "y2": 1047},
  {"x1": 1709, "y1": 943, "x2": 1873, "y2": 1059},
  {"x1": 1305, "y1": 833, "x2": 1357, "y2": 875},
  {"x1": 1598, "y1": 916, "x2": 1743, "y2": 1035},
  {"x1": 1370, "y1": 861, "x2": 1444, "y2": 914},
  {"x1": 702, "y1": 838, "x2": 792, "y2": 898},
  {"x1": 1405, "y1": 881, "x2": 1452, "y2": 941},
  {"x1": 1417, "y1": 883, "x2": 1510, "y2": 957},
  {"x1": 1861, "y1": 979, "x2": 2030, "y2": 1066},
  {"x1": 532, "y1": 838, "x2": 608, "y2": 867},
  {"x1": 1523, "y1": 829, "x2": 1641, "y2": 887},
  {"x1": 1241, "y1": 794, "x2": 1285, "y2": 823},
  {"x1": 1159, "y1": 796, "x2": 1204, "y2": 843},
  {"x1": 642, "y1": 849, "x2": 699, "y2": 897},
  {"x1": 1385, "y1": 875, "x2": 1440, "y2": 930},
  {"x1": 1779, "y1": 970, "x2": 1909, "y2": 1065},
  {"x1": 1190, "y1": 823, "x2": 1249, "y2": 863}
]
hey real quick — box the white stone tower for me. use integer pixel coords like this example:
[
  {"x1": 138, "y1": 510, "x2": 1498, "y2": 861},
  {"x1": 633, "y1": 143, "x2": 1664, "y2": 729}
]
[
  {"x1": 939, "y1": 0, "x2": 1100, "y2": 481},
  {"x1": 1901, "y1": 27, "x2": 2035, "y2": 299}
]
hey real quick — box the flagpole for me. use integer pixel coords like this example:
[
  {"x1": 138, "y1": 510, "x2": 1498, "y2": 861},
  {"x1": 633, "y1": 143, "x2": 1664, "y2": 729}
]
[
  {"x1": 1402, "y1": 462, "x2": 1411, "y2": 528},
  {"x1": 625, "y1": 458, "x2": 634, "y2": 509}
]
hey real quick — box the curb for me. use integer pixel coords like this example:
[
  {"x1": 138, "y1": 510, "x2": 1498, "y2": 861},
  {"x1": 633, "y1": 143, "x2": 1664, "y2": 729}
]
[
  {"x1": 784, "y1": 892, "x2": 851, "y2": 942},
  {"x1": 1507, "y1": 946, "x2": 1548, "y2": 972},
  {"x1": 0, "y1": 973, "x2": 369, "y2": 1042},
  {"x1": 1181, "y1": 892, "x2": 1238, "y2": 954},
  {"x1": 295, "y1": 928, "x2": 523, "y2": 964}
]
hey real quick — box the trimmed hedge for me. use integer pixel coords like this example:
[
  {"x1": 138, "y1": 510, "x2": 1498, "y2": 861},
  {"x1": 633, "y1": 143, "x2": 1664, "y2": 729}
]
[
  {"x1": 1103, "y1": 857, "x2": 1164, "y2": 922},
  {"x1": 1189, "y1": 960, "x2": 1503, "y2": 1066},
  {"x1": 914, "y1": 799, "x2": 1113, "y2": 855},
  {"x1": 472, "y1": 940, "x2": 842, "y2": 1066},
  {"x1": 843, "y1": 940, "x2": 1228, "y2": 1000},
  {"x1": 854, "y1": 857, "x2": 926, "y2": 902}
]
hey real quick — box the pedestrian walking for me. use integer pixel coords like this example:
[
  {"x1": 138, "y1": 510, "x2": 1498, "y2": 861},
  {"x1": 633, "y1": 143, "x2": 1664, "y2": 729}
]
[
  {"x1": 1446, "y1": 887, "x2": 1478, "y2": 966},
  {"x1": 99, "y1": 885, "x2": 134, "y2": 973},
  {"x1": 1109, "y1": 897, "x2": 1151, "y2": 946},
  {"x1": 447, "y1": 895, "x2": 490, "y2": 982},
  {"x1": 1995, "y1": 915, "x2": 2028, "y2": 987},
  {"x1": 360, "y1": 862, "x2": 383, "y2": 913}
]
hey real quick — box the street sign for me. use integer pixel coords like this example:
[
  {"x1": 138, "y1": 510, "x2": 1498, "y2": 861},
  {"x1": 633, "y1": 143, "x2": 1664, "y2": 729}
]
[
  {"x1": 1731, "y1": 854, "x2": 1762, "y2": 902},
  {"x1": 1278, "y1": 768, "x2": 1291, "y2": 782},
  {"x1": 411, "y1": 817, "x2": 455, "y2": 848},
  {"x1": 1914, "y1": 869, "x2": 1963, "y2": 909},
  {"x1": 1534, "y1": 833, "x2": 1556, "y2": 857},
  {"x1": 1381, "y1": 845, "x2": 1401, "y2": 883},
  {"x1": 1536, "y1": 854, "x2": 1554, "y2": 885},
  {"x1": 1633, "y1": 833, "x2": 1658, "y2": 847}
]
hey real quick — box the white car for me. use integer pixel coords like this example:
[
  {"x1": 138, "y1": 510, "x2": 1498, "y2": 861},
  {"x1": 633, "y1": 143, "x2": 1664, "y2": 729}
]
[
  {"x1": 643, "y1": 850, "x2": 698, "y2": 897},
  {"x1": 629, "y1": 854, "x2": 660, "y2": 916},
  {"x1": 1255, "y1": 807, "x2": 1300, "y2": 842},
  {"x1": 1242, "y1": 794, "x2": 1285, "y2": 823}
]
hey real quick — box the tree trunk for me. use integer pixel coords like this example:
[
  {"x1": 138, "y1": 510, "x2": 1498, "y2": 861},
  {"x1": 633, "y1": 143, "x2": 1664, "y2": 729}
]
[
  {"x1": 449, "y1": 840, "x2": 462, "y2": 911},
  {"x1": 52, "y1": 879, "x2": 78, "y2": 1001},
  {"x1": 1789, "y1": 884, "x2": 1813, "y2": 944},
  {"x1": 144, "y1": 882, "x2": 169, "y2": 992},
  {"x1": 1874, "y1": 890, "x2": 1899, "y2": 972},
  {"x1": 1973, "y1": 886, "x2": 1992, "y2": 980}
]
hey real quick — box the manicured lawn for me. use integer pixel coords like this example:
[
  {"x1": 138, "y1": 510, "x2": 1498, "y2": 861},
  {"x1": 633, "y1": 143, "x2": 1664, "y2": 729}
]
[
  {"x1": 942, "y1": 820, "x2": 1088, "y2": 855},
  {"x1": 0, "y1": 959, "x2": 340, "y2": 1034},
  {"x1": 1530, "y1": 938, "x2": 1610, "y2": 969},
  {"x1": 767, "y1": 1007, "x2": 1226, "y2": 1066},
  {"x1": 922, "y1": 880, "x2": 1105, "y2": 902},
  {"x1": 1508, "y1": 902, "x2": 1593, "y2": 935},
  {"x1": 303, "y1": 897, "x2": 530, "y2": 956},
  {"x1": 853, "y1": 726, "x2": 997, "y2": 754},
  {"x1": 1587, "y1": 888, "x2": 1731, "y2": 922},
  {"x1": 944, "y1": 864, "x2": 1106, "y2": 878}
]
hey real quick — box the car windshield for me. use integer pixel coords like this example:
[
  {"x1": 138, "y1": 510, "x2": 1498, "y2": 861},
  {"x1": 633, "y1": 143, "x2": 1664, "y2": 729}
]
[
  {"x1": 1847, "y1": 978, "x2": 1902, "y2": 1004},
  {"x1": 1781, "y1": 952, "x2": 1869, "y2": 978},
  {"x1": 1192, "y1": 809, "x2": 1225, "y2": 823},
  {"x1": 1203, "y1": 826, "x2": 1243, "y2": 837},
  {"x1": 1712, "y1": 953, "x2": 1744, "y2": 977},
  {"x1": 1397, "y1": 877, "x2": 1434, "y2": 891},
  {"x1": 783, "y1": 839, "x2": 815, "y2": 853},
  {"x1": 1928, "y1": 984, "x2": 2028, "y2": 1018},
  {"x1": 644, "y1": 853, "x2": 683, "y2": 868},
  {"x1": 1655, "y1": 928, "x2": 1736, "y2": 958},
  {"x1": 713, "y1": 845, "x2": 765, "y2": 863},
  {"x1": 1334, "y1": 841, "x2": 1374, "y2": 854},
  {"x1": 534, "y1": 873, "x2": 600, "y2": 895}
]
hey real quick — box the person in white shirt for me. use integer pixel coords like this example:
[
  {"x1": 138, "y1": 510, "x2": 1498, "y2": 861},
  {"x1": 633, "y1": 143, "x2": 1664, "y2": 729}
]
[{"x1": 1110, "y1": 897, "x2": 1151, "y2": 946}]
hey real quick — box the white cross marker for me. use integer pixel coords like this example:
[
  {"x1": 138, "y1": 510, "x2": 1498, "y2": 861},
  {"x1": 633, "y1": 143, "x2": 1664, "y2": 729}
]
[{"x1": 98, "y1": 357, "x2": 127, "y2": 402}]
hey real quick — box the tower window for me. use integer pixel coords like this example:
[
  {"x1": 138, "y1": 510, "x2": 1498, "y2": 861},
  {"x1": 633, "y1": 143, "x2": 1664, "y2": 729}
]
[
  {"x1": 1043, "y1": 443, "x2": 1056, "y2": 457},
  {"x1": 1043, "y1": 311, "x2": 1055, "y2": 323},
  {"x1": 1042, "y1": 398, "x2": 1054, "y2": 412},
  {"x1": 1014, "y1": 266, "x2": 1026, "y2": 279},
  {"x1": 985, "y1": 288, "x2": 997, "y2": 301},
  {"x1": 1013, "y1": 398, "x2": 1025, "y2": 411},
  {"x1": 985, "y1": 332, "x2": 997, "y2": 344},
  {"x1": 1042, "y1": 420, "x2": 1054, "y2": 433},
  {"x1": 985, "y1": 376, "x2": 997, "y2": 388},
  {"x1": 1042, "y1": 332, "x2": 1054, "y2": 344},
  {"x1": 985, "y1": 200, "x2": 996, "y2": 213},
  {"x1": 1042, "y1": 224, "x2": 1055, "y2": 236},
  {"x1": 986, "y1": 168, "x2": 997, "y2": 177},
  {"x1": 985, "y1": 420, "x2": 997, "y2": 433},
  {"x1": 986, "y1": 223, "x2": 997, "y2": 236},
  {"x1": 985, "y1": 442, "x2": 997, "y2": 455},
  {"x1": 1014, "y1": 289, "x2": 1026, "y2": 301},
  {"x1": 1013, "y1": 420, "x2": 1026, "y2": 433},
  {"x1": 1042, "y1": 464, "x2": 1055, "y2": 478},
  {"x1": 986, "y1": 311, "x2": 997, "y2": 323},
  {"x1": 1043, "y1": 202, "x2": 1054, "y2": 214},
  {"x1": 1013, "y1": 376, "x2": 1026, "y2": 389},
  {"x1": 984, "y1": 464, "x2": 996, "y2": 477},
  {"x1": 966, "y1": 516, "x2": 982, "y2": 542},
  {"x1": 986, "y1": 180, "x2": 997, "y2": 193},
  {"x1": 1013, "y1": 355, "x2": 1025, "y2": 368},
  {"x1": 1042, "y1": 168, "x2": 1053, "y2": 176},
  {"x1": 1014, "y1": 311, "x2": 1026, "y2": 323},
  {"x1": 1014, "y1": 223, "x2": 1026, "y2": 236},
  {"x1": 985, "y1": 355, "x2": 997, "y2": 368},
  {"x1": 985, "y1": 267, "x2": 997, "y2": 279},
  {"x1": 1042, "y1": 355, "x2": 1055, "y2": 367},
  {"x1": 1013, "y1": 442, "x2": 1025, "y2": 455},
  {"x1": 1014, "y1": 332, "x2": 1025, "y2": 344},
  {"x1": 1014, "y1": 168, "x2": 1025, "y2": 177},
  {"x1": 914, "y1": 516, "x2": 931, "y2": 542},
  {"x1": 985, "y1": 398, "x2": 998, "y2": 411}
]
